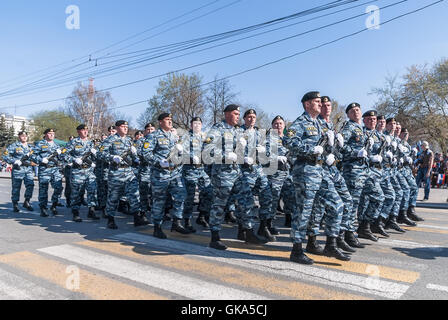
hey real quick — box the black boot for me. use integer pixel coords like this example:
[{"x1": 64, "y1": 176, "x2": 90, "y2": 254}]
[
  {"x1": 66, "y1": 199, "x2": 71, "y2": 208},
  {"x1": 306, "y1": 235, "x2": 324, "y2": 255},
  {"x1": 81, "y1": 198, "x2": 88, "y2": 207},
  {"x1": 106, "y1": 215, "x2": 118, "y2": 230},
  {"x1": 257, "y1": 220, "x2": 276, "y2": 242},
  {"x1": 13, "y1": 202, "x2": 20, "y2": 213},
  {"x1": 163, "y1": 207, "x2": 172, "y2": 221},
  {"x1": 357, "y1": 220, "x2": 379, "y2": 242},
  {"x1": 88, "y1": 207, "x2": 100, "y2": 220},
  {"x1": 337, "y1": 231, "x2": 356, "y2": 253},
  {"x1": 117, "y1": 200, "x2": 129, "y2": 214},
  {"x1": 101, "y1": 207, "x2": 107, "y2": 219},
  {"x1": 134, "y1": 211, "x2": 150, "y2": 227},
  {"x1": 284, "y1": 214, "x2": 292, "y2": 228},
  {"x1": 245, "y1": 228, "x2": 268, "y2": 244},
  {"x1": 397, "y1": 210, "x2": 417, "y2": 226},
  {"x1": 385, "y1": 216, "x2": 405, "y2": 233},
  {"x1": 50, "y1": 203, "x2": 58, "y2": 216},
  {"x1": 153, "y1": 224, "x2": 167, "y2": 239},
  {"x1": 184, "y1": 218, "x2": 197, "y2": 233},
  {"x1": 40, "y1": 207, "x2": 49, "y2": 217},
  {"x1": 72, "y1": 209, "x2": 83, "y2": 223},
  {"x1": 266, "y1": 218, "x2": 280, "y2": 235},
  {"x1": 371, "y1": 217, "x2": 390, "y2": 238},
  {"x1": 277, "y1": 202, "x2": 284, "y2": 215},
  {"x1": 171, "y1": 218, "x2": 191, "y2": 234},
  {"x1": 196, "y1": 212, "x2": 210, "y2": 229},
  {"x1": 237, "y1": 223, "x2": 246, "y2": 241},
  {"x1": 407, "y1": 206, "x2": 424, "y2": 222},
  {"x1": 210, "y1": 231, "x2": 227, "y2": 250},
  {"x1": 290, "y1": 243, "x2": 314, "y2": 265},
  {"x1": 23, "y1": 199, "x2": 34, "y2": 212},
  {"x1": 323, "y1": 237, "x2": 351, "y2": 261},
  {"x1": 224, "y1": 211, "x2": 237, "y2": 224},
  {"x1": 344, "y1": 231, "x2": 365, "y2": 249}
]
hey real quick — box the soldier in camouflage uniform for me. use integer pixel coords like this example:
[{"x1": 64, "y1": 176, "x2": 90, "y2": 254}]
[
  {"x1": 203, "y1": 104, "x2": 267, "y2": 250},
  {"x1": 265, "y1": 116, "x2": 296, "y2": 234},
  {"x1": 357, "y1": 111, "x2": 386, "y2": 241},
  {"x1": 236, "y1": 109, "x2": 274, "y2": 242},
  {"x1": 399, "y1": 128, "x2": 423, "y2": 222},
  {"x1": 181, "y1": 117, "x2": 213, "y2": 232},
  {"x1": 284, "y1": 92, "x2": 344, "y2": 265},
  {"x1": 31, "y1": 129, "x2": 65, "y2": 217},
  {"x1": 65, "y1": 124, "x2": 100, "y2": 222},
  {"x1": 3, "y1": 131, "x2": 35, "y2": 213},
  {"x1": 141, "y1": 113, "x2": 190, "y2": 239},
  {"x1": 339, "y1": 103, "x2": 370, "y2": 249},
  {"x1": 305, "y1": 96, "x2": 350, "y2": 261},
  {"x1": 98, "y1": 121, "x2": 149, "y2": 229}
]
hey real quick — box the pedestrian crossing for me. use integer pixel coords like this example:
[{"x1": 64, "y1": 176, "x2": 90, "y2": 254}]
[{"x1": 2, "y1": 202, "x2": 448, "y2": 300}]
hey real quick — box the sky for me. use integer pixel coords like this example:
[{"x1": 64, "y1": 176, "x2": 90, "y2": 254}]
[{"x1": 0, "y1": 0, "x2": 447, "y2": 127}]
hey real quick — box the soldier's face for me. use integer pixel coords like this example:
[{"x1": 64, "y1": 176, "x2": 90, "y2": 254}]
[
  {"x1": 78, "y1": 128, "x2": 88, "y2": 139},
  {"x1": 109, "y1": 129, "x2": 117, "y2": 136},
  {"x1": 377, "y1": 119, "x2": 386, "y2": 130},
  {"x1": 244, "y1": 114, "x2": 257, "y2": 128},
  {"x1": 348, "y1": 107, "x2": 362, "y2": 122},
  {"x1": 363, "y1": 116, "x2": 377, "y2": 130},
  {"x1": 395, "y1": 124, "x2": 402, "y2": 136},
  {"x1": 226, "y1": 110, "x2": 240, "y2": 127},
  {"x1": 386, "y1": 121, "x2": 396, "y2": 132},
  {"x1": 159, "y1": 118, "x2": 173, "y2": 131},
  {"x1": 320, "y1": 101, "x2": 332, "y2": 118},
  {"x1": 272, "y1": 119, "x2": 285, "y2": 135},
  {"x1": 145, "y1": 126, "x2": 155, "y2": 135},
  {"x1": 306, "y1": 98, "x2": 322, "y2": 116},
  {"x1": 46, "y1": 132, "x2": 55, "y2": 141},
  {"x1": 400, "y1": 132, "x2": 409, "y2": 141},
  {"x1": 191, "y1": 121, "x2": 202, "y2": 134},
  {"x1": 117, "y1": 125, "x2": 128, "y2": 136},
  {"x1": 135, "y1": 133, "x2": 144, "y2": 140},
  {"x1": 18, "y1": 134, "x2": 28, "y2": 143}
]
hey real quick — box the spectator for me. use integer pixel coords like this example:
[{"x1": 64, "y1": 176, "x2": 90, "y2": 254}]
[{"x1": 415, "y1": 141, "x2": 434, "y2": 201}]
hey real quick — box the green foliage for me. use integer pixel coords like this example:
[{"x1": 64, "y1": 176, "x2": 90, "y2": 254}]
[{"x1": 30, "y1": 110, "x2": 80, "y2": 143}]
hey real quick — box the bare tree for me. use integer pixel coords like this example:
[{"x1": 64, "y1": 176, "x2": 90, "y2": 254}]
[{"x1": 205, "y1": 75, "x2": 238, "y2": 126}]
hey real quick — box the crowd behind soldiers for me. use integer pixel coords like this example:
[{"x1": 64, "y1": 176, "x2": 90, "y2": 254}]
[{"x1": 3, "y1": 91, "x2": 429, "y2": 264}]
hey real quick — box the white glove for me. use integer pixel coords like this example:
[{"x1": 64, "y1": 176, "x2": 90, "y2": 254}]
[
  {"x1": 91, "y1": 163, "x2": 96, "y2": 169},
  {"x1": 159, "y1": 159, "x2": 170, "y2": 168},
  {"x1": 239, "y1": 137, "x2": 247, "y2": 147},
  {"x1": 391, "y1": 141, "x2": 398, "y2": 149},
  {"x1": 192, "y1": 155, "x2": 201, "y2": 164},
  {"x1": 398, "y1": 144, "x2": 405, "y2": 153},
  {"x1": 130, "y1": 146, "x2": 138, "y2": 155},
  {"x1": 402, "y1": 147, "x2": 409, "y2": 154},
  {"x1": 227, "y1": 152, "x2": 238, "y2": 162},
  {"x1": 385, "y1": 151, "x2": 394, "y2": 159},
  {"x1": 326, "y1": 131, "x2": 335, "y2": 147},
  {"x1": 358, "y1": 148, "x2": 368, "y2": 158},
  {"x1": 42, "y1": 158, "x2": 49, "y2": 164},
  {"x1": 244, "y1": 157, "x2": 254, "y2": 165},
  {"x1": 175, "y1": 144, "x2": 183, "y2": 152},
  {"x1": 313, "y1": 146, "x2": 324, "y2": 155},
  {"x1": 406, "y1": 156, "x2": 413, "y2": 164},
  {"x1": 392, "y1": 158, "x2": 398, "y2": 165},
  {"x1": 370, "y1": 155, "x2": 383, "y2": 163},
  {"x1": 112, "y1": 156, "x2": 122, "y2": 164},
  {"x1": 14, "y1": 160, "x2": 22, "y2": 166},
  {"x1": 326, "y1": 154, "x2": 336, "y2": 166},
  {"x1": 368, "y1": 137, "x2": 374, "y2": 148},
  {"x1": 74, "y1": 158, "x2": 83, "y2": 165},
  {"x1": 336, "y1": 133, "x2": 344, "y2": 148},
  {"x1": 385, "y1": 135, "x2": 392, "y2": 146},
  {"x1": 400, "y1": 158, "x2": 405, "y2": 165},
  {"x1": 256, "y1": 146, "x2": 266, "y2": 154},
  {"x1": 412, "y1": 148, "x2": 418, "y2": 156},
  {"x1": 68, "y1": 163, "x2": 73, "y2": 167},
  {"x1": 278, "y1": 156, "x2": 288, "y2": 164},
  {"x1": 90, "y1": 148, "x2": 97, "y2": 156},
  {"x1": 56, "y1": 149, "x2": 62, "y2": 155}
]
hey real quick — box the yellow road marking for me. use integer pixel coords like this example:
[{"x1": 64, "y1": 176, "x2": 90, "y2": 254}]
[
  {"x1": 403, "y1": 226, "x2": 448, "y2": 235},
  {"x1": 0, "y1": 251, "x2": 167, "y2": 300},
  {"x1": 78, "y1": 240, "x2": 370, "y2": 300}
]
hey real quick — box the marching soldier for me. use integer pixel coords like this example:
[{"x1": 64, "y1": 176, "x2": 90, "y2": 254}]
[
  {"x1": 31, "y1": 129, "x2": 66, "y2": 217},
  {"x1": 141, "y1": 113, "x2": 190, "y2": 239},
  {"x1": 99, "y1": 120, "x2": 149, "y2": 229},
  {"x1": 283, "y1": 92, "x2": 327, "y2": 265},
  {"x1": 203, "y1": 104, "x2": 266, "y2": 250},
  {"x1": 181, "y1": 117, "x2": 213, "y2": 231},
  {"x1": 65, "y1": 124, "x2": 100, "y2": 222},
  {"x1": 3, "y1": 131, "x2": 35, "y2": 213}
]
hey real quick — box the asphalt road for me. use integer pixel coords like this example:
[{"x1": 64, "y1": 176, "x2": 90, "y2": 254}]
[{"x1": 0, "y1": 177, "x2": 448, "y2": 301}]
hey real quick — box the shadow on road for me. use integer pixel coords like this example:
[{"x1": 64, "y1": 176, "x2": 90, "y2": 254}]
[{"x1": 392, "y1": 247, "x2": 448, "y2": 260}]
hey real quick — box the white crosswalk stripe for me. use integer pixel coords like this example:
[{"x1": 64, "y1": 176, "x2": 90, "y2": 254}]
[{"x1": 38, "y1": 244, "x2": 271, "y2": 300}]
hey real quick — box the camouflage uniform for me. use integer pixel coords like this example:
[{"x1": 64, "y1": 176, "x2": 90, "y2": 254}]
[
  {"x1": 141, "y1": 128, "x2": 187, "y2": 226},
  {"x1": 3, "y1": 142, "x2": 35, "y2": 205},
  {"x1": 65, "y1": 137, "x2": 98, "y2": 211},
  {"x1": 135, "y1": 137, "x2": 152, "y2": 214},
  {"x1": 31, "y1": 140, "x2": 65, "y2": 211}
]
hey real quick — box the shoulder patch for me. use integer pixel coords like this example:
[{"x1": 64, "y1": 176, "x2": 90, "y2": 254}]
[
  {"x1": 287, "y1": 129, "x2": 296, "y2": 137},
  {"x1": 3, "y1": 151, "x2": 8, "y2": 156},
  {"x1": 143, "y1": 142, "x2": 150, "y2": 149}
]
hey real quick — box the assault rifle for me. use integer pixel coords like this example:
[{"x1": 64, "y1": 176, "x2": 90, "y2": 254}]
[{"x1": 13, "y1": 150, "x2": 34, "y2": 169}]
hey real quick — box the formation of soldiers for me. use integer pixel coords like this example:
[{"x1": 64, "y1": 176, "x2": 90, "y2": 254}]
[{"x1": 3, "y1": 91, "x2": 425, "y2": 265}]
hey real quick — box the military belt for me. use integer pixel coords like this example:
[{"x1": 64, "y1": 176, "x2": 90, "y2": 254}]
[
  {"x1": 110, "y1": 164, "x2": 131, "y2": 170},
  {"x1": 296, "y1": 158, "x2": 323, "y2": 166},
  {"x1": 155, "y1": 163, "x2": 181, "y2": 171},
  {"x1": 73, "y1": 163, "x2": 93, "y2": 170}
]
